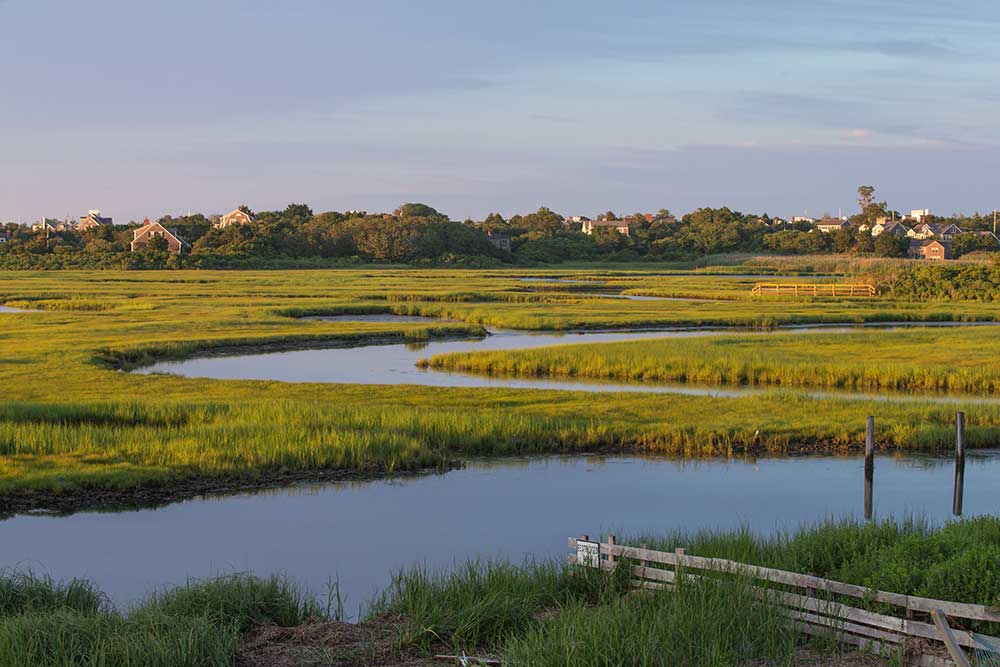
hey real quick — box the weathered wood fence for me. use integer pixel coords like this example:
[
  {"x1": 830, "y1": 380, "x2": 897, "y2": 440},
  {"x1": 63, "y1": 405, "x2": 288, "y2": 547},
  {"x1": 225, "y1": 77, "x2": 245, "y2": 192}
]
[
  {"x1": 570, "y1": 535, "x2": 996, "y2": 666},
  {"x1": 751, "y1": 283, "x2": 877, "y2": 297}
]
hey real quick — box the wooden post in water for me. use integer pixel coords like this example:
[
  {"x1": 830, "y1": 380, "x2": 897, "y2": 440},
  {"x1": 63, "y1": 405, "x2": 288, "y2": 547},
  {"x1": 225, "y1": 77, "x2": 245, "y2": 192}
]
[
  {"x1": 956, "y1": 412, "x2": 966, "y2": 458},
  {"x1": 864, "y1": 416, "x2": 874, "y2": 520},
  {"x1": 953, "y1": 412, "x2": 966, "y2": 516}
]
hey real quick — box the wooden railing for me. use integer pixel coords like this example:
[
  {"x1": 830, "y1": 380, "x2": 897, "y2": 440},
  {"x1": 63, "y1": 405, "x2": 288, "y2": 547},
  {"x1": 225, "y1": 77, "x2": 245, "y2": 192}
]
[
  {"x1": 751, "y1": 283, "x2": 877, "y2": 297},
  {"x1": 571, "y1": 536, "x2": 992, "y2": 666}
]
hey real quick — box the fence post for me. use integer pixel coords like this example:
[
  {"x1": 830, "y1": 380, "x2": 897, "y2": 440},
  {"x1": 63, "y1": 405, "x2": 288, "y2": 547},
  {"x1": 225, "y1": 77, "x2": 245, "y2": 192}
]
[{"x1": 606, "y1": 535, "x2": 617, "y2": 570}]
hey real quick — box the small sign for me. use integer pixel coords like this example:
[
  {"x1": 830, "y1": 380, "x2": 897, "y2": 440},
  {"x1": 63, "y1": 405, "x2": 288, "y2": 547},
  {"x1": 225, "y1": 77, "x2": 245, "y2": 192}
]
[{"x1": 576, "y1": 539, "x2": 600, "y2": 567}]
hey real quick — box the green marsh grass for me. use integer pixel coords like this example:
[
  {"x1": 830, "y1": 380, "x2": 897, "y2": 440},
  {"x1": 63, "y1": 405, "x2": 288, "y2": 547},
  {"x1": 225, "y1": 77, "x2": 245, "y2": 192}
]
[
  {"x1": 422, "y1": 324, "x2": 1000, "y2": 393},
  {"x1": 0, "y1": 573, "x2": 316, "y2": 667},
  {"x1": 2, "y1": 268, "x2": 1000, "y2": 506},
  {"x1": 4, "y1": 518, "x2": 1000, "y2": 665}
]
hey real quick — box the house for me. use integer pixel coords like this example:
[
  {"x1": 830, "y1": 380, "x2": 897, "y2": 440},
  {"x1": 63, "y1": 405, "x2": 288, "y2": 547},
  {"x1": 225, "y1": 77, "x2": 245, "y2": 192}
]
[
  {"x1": 908, "y1": 239, "x2": 951, "y2": 260},
  {"x1": 566, "y1": 215, "x2": 590, "y2": 224},
  {"x1": 815, "y1": 218, "x2": 851, "y2": 233},
  {"x1": 0, "y1": 230, "x2": 9, "y2": 243},
  {"x1": 486, "y1": 232, "x2": 512, "y2": 252},
  {"x1": 792, "y1": 216, "x2": 815, "y2": 224},
  {"x1": 871, "y1": 221, "x2": 910, "y2": 238},
  {"x1": 32, "y1": 218, "x2": 61, "y2": 232},
  {"x1": 908, "y1": 223, "x2": 963, "y2": 241},
  {"x1": 581, "y1": 219, "x2": 631, "y2": 236},
  {"x1": 130, "y1": 219, "x2": 188, "y2": 254},
  {"x1": 905, "y1": 209, "x2": 932, "y2": 223},
  {"x1": 77, "y1": 210, "x2": 112, "y2": 231},
  {"x1": 214, "y1": 206, "x2": 255, "y2": 229}
]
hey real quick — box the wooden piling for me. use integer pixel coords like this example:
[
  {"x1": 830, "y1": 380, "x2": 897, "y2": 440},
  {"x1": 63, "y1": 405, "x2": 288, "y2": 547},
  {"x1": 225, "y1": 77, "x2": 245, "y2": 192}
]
[
  {"x1": 865, "y1": 416, "x2": 874, "y2": 461},
  {"x1": 953, "y1": 457, "x2": 965, "y2": 517},
  {"x1": 864, "y1": 416, "x2": 874, "y2": 520},
  {"x1": 953, "y1": 412, "x2": 966, "y2": 516},
  {"x1": 956, "y1": 412, "x2": 965, "y2": 459}
]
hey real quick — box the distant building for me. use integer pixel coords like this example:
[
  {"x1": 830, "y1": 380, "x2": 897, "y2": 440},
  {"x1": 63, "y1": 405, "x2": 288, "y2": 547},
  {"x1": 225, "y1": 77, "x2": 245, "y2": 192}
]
[
  {"x1": 130, "y1": 219, "x2": 188, "y2": 254},
  {"x1": 871, "y1": 221, "x2": 910, "y2": 238},
  {"x1": 0, "y1": 230, "x2": 9, "y2": 243},
  {"x1": 905, "y1": 209, "x2": 932, "y2": 222},
  {"x1": 815, "y1": 218, "x2": 851, "y2": 233},
  {"x1": 486, "y1": 232, "x2": 512, "y2": 252},
  {"x1": 792, "y1": 216, "x2": 815, "y2": 224},
  {"x1": 908, "y1": 223, "x2": 962, "y2": 242},
  {"x1": 78, "y1": 210, "x2": 113, "y2": 231},
  {"x1": 566, "y1": 215, "x2": 591, "y2": 224},
  {"x1": 215, "y1": 206, "x2": 255, "y2": 229},
  {"x1": 908, "y1": 239, "x2": 951, "y2": 260},
  {"x1": 581, "y1": 219, "x2": 631, "y2": 236},
  {"x1": 31, "y1": 218, "x2": 61, "y2": 232}
]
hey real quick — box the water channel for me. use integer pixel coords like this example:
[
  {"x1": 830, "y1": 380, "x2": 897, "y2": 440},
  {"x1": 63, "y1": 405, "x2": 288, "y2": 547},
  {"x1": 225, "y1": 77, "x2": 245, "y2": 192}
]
[{"x1": 0, "y1": 451, "x2": 988, "y2": 611}]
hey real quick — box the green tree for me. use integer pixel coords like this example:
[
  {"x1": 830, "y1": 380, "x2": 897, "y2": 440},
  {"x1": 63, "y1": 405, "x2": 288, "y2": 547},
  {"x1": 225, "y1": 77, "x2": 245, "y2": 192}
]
[
  {"x1": 858, "y1": 185, "x2": 876, "y2": 211},
  {"x1": 394, "y1": 203, "x2": 444, "y2": 219}
]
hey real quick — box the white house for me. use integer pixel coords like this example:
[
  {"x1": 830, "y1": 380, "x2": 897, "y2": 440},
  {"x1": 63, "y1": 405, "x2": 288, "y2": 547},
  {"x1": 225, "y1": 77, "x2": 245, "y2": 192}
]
[
  {"x1": 214, "y1": 206, "x2": 255, "y2": 229},
  {"x1": 581, "y1": 219, "x2": 631, "y2": 236}
]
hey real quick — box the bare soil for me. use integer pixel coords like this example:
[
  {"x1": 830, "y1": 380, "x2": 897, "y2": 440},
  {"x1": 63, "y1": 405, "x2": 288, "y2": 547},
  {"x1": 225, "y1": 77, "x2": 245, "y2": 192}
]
[
  {"x1": 236, "y1": 616, "x2": 892, "y2": 667},
  {"x1": 235, "y1": 615, "x2": 444, "y2": 667}
]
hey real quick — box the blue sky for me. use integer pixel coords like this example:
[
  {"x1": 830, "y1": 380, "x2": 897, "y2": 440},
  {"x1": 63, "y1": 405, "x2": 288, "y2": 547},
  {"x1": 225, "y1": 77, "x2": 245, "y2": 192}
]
[{"x1": 2, "y1": 0, "x2": 999, "y2": 222}]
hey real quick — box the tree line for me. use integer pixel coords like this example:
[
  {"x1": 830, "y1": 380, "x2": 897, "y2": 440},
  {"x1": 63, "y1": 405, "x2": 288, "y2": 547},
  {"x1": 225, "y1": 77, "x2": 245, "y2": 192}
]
[{"x1": 2, "y1": 194, "x2": 997, "y2": 269}]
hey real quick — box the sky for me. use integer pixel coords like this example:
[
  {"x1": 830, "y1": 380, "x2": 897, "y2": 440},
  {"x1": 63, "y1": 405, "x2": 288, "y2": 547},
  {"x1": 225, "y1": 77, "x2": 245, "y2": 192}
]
[{"x1": 2, "y1": 0, "x2": 1000, "y2": 223}]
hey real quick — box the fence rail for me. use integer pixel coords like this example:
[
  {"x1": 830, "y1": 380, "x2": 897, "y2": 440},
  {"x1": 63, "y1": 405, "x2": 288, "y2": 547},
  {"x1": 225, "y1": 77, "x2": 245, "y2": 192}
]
[
  {"x1": 570, "y1": 535, "x2": 990, "y2": 666},
  {"x1": 751, "y1": 282, "x2": 877, "y2": 297}
]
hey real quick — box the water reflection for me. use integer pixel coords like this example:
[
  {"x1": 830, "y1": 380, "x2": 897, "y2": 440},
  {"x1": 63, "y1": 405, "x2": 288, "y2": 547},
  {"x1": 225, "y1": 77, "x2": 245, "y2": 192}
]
[
  {"x1": 138, "y1": 321, "x2": 1000, "y2": 406},
  {"x1": 2, "y1": 452, "x2": 995, "y2": 609}
]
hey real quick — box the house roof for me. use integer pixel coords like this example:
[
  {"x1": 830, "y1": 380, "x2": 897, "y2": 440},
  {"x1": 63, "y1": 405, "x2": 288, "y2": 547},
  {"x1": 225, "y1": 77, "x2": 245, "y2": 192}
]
[
  {"x1": 80, "y1": 213, "x2": 112, "y2": 224},
  {"x1": 133, "y1": 220, "x2": 189, "y2": 246},
  {"x1": 222, "y1": 207, "x2": 255, "y2": 221}
]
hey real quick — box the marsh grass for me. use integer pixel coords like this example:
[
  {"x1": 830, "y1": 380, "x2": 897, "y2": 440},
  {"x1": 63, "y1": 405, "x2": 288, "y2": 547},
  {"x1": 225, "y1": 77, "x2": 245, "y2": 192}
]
[
  {"x1": 372, "y1": 517, "x2": 1000, "y2": 663},
  {"x1": 367, "y1": 560, "x2": 628, "y2": 652},
  {"x1": 0, "y1": 573, "x2": 318, "y2": 667},
  {"x1": 503, "y1": 576, "x2": 798, "y2": 667},
  {"x1": 422, "y1": 325, "x2": 1000, "y2": 394},
  {"x1": 4, "y1": 518, "x2": 1000, "y2": 665},
  {"x1": 0, "y1": 570, "x2": 106, "y2": 616},
  {"x1": 3, "y1": 268, "x2": 1000, "y2": 504}
]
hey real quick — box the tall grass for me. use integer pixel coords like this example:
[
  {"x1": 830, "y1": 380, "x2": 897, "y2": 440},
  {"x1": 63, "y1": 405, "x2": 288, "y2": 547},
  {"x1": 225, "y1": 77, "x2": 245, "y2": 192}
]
[
  {"x1": 3, "y1": 518, "x2": 1000, "y2": 664},
  {"x1": 0, "y1": 573, "x2": 318, "y2": 667},
  {"x1": 503, "y1": 576, "x2": 797, "y2": 667},
  {"x1": 4, "y1": 267, "x2": 1000, "y2": 506},
  {"x1": 422, "y1": 325, "x2": 1000, "y2": 394},
  {"x1": 0, "y1": 570, "x2": 106, "y2": 616}
]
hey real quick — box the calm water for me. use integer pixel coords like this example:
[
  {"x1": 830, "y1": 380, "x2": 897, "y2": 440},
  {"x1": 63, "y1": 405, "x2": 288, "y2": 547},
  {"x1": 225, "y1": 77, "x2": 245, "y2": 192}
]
[
  {"x1": 0, "y1": 453, "x2": 989, "y2": 612},
  {"x1": 137, "y1": 319, "x2": 1000, "y2": 402},
  {"x1": 0, "y1": 306, "x2": 24, "y2": 312}
]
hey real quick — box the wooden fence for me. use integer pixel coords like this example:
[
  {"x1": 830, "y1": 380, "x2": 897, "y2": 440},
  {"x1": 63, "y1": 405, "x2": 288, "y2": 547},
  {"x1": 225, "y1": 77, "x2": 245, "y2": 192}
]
[
  {"x1": 570, "y1": 535, "x2": 997, "y2": 666},
  {"x1": 751, "y1": 283, "x2": 877, "y2": 297}
]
